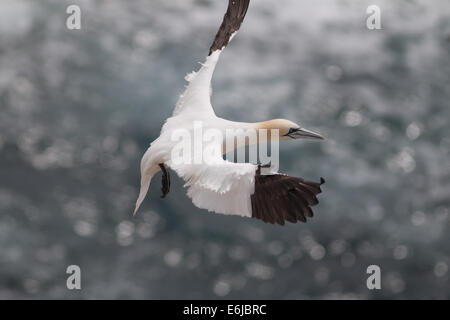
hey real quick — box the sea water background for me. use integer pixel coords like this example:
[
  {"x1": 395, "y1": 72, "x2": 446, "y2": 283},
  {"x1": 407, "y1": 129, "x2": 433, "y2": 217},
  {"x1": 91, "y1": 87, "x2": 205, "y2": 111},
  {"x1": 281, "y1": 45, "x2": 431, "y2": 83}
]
[{"x1": 0, "y1": 0, "x2": 449, "y2": 299}]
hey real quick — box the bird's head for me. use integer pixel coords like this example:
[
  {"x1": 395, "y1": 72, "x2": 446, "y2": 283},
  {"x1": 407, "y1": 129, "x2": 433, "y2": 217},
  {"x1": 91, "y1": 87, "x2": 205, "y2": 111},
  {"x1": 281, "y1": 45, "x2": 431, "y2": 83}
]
[{"x1": 258, "y1": 119, "x2": 324, "y2": 141}]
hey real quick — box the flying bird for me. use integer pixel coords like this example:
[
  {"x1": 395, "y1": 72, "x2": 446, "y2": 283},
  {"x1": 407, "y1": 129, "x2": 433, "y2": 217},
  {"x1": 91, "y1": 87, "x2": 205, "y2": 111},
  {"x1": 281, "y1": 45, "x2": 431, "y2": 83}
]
[{"x1": 134, "y1": 0, "x2": 325, "y2": 225}]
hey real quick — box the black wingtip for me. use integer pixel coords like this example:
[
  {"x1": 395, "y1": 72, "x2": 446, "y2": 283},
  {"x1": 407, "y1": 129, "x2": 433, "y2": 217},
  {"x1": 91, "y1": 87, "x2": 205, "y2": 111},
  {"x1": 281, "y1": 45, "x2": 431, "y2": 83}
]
[
  {"x1": 251, "y1": 173, "x2": 325, "y2": 226},
  {"x1": 208, "y1": 0, "x2": 251, "y2": 55}
]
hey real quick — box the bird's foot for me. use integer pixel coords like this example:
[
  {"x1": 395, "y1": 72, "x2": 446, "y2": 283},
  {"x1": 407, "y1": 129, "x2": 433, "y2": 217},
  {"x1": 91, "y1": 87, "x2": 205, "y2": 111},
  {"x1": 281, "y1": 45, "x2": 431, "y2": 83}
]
[
  {"x1": 159, "y1": 163, "x2": 171, "y2": 199},
  {"x1": 256, "y1": 163, "x2": 271, "y2": 175}
]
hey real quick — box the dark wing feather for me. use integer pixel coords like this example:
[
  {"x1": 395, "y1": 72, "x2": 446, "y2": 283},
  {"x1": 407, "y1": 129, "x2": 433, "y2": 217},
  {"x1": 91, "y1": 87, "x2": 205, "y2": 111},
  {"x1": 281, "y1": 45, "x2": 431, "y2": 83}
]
[
  {"x1": 209, "y1": 0, "x2": 250, "y2": 55},
  {"x1": 251, "y1": 169, "x2": 325, "y2": 226}
]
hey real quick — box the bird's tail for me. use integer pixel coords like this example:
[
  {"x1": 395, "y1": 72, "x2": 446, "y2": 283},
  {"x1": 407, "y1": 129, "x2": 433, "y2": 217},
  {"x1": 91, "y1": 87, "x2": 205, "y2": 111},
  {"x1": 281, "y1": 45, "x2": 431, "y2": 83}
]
[{"x1": 133, "y1": 163, "x2": 160, "y2": 216}]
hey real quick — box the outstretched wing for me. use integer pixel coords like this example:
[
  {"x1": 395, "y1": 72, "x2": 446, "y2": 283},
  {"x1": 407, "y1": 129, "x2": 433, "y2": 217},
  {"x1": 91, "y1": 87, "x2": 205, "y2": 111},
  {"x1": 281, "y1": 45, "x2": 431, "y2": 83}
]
[
  {"x1": 251, "y1": 168, "x2": 325, "y2": 226},
  {"x1": 172, "y1": 0, "x2": 251, "y2": 117},
  {"x1": 170, "y1": 150, "x2": 324, "y2": 225}
]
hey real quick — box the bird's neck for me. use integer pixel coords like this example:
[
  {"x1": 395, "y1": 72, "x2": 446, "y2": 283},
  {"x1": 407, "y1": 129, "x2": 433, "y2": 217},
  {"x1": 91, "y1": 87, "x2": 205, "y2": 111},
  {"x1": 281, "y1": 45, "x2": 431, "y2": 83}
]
[{"x1": 218, "y1": 119, "x2": 280, "y2": 149}]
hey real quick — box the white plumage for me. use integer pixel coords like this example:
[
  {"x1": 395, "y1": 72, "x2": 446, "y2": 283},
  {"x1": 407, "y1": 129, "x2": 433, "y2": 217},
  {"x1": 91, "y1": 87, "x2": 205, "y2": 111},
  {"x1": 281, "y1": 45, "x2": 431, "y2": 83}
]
[
  {"x1": 135, "y1": 50, "x2": 258, "y2": 217},
  {"x1": 134, "y1": 0, "x2": 325, "y2": 226}
]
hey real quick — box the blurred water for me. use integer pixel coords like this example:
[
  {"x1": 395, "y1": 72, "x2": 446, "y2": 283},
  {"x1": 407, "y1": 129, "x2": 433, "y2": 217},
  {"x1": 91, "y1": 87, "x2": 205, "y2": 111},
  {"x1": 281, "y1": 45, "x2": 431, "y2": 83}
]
[{"x1": 0, "y1": 0, "x2": 449, "y2": 299}]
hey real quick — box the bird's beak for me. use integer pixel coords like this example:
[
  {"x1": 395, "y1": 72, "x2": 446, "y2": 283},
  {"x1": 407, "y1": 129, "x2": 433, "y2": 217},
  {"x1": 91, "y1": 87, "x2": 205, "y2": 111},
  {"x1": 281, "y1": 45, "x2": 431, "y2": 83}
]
[{"x1": 287, "y1": 128, "x2": 325, "y2": 140}]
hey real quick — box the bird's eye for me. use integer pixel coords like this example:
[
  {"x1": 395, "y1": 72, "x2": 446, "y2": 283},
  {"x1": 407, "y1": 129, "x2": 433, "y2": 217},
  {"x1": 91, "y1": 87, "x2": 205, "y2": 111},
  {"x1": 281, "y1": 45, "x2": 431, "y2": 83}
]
[{"x1": 288, "y1": 128, "x2": 295, "y2": 134}]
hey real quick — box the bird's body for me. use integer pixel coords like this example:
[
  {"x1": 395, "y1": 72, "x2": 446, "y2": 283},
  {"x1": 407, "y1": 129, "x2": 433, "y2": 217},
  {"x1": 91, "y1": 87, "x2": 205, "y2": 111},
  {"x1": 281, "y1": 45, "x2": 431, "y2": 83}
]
[{"x1": 134, "y1": 0, "x2": 325, "y2": 225}]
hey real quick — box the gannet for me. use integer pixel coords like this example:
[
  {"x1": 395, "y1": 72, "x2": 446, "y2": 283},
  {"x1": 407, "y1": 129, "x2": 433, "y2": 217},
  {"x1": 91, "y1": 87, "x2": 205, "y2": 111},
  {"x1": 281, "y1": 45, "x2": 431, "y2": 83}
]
[{"x1": 134, "y1": 0, "x2": 325, "y2": 225}]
